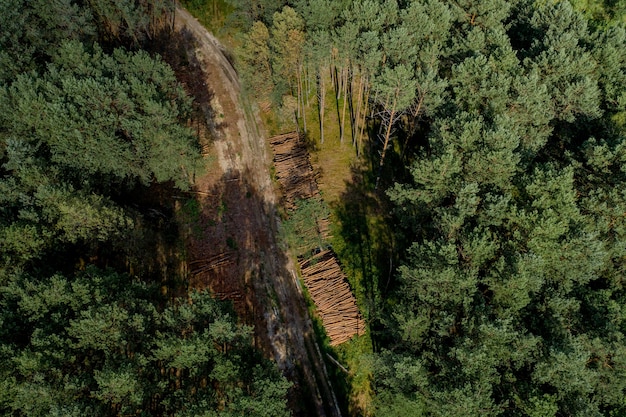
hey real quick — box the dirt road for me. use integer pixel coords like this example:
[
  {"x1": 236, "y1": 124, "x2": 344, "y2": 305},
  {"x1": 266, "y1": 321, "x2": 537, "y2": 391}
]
[{"x1": 174, "y1": 7, "x2": 341, "y2": 417}]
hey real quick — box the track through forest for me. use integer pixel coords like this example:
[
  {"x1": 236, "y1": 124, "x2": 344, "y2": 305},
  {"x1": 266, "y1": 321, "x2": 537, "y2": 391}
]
[{"x1": 174, "y1": 7, "x2": 341, "y2": 417}]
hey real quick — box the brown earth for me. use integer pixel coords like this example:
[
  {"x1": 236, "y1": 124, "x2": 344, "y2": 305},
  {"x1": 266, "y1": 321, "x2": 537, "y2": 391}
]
[{"x1": 173, "y1": 7, "x2": 342, "y2": 417}]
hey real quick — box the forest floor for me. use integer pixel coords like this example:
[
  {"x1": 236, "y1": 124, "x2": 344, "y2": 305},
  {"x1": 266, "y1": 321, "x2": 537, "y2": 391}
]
[{"x1": 174, "y1": 7, "x2": 342, "y2": 417}]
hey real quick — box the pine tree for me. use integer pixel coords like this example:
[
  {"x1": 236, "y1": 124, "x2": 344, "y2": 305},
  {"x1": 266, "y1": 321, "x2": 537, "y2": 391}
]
[
  {"x1": 373, "y1": 1, "x2": 626, "y2": 415},
  {"x1": 0, "y1": 268, "x2": 291, "y2": 416},
  {"x1": 237, "y1": 21, "x2": 273, "y2": 99}
]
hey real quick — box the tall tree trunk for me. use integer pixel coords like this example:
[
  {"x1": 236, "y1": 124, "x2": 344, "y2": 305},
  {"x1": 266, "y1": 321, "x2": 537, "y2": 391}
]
[
  {"x1": 333, "y1": 65, "x2": 342, "y2": 143},
  {"x1": 305, "y1": 65, "x2": 310, "y2": 107},
  {"x1": 352, "y1": 71, "x2": 363, "y2": 147},
  {"x1": 380, "y1": 103, "x2": 396, "y2": 167},
  {"x1": 317, "y1": 69, "x2": 326, "y2": 144},
  {"x1": 358, "y1": 81, "x2": 370, "y2": 157},
  {"x1": 376, "y1": 94, "x2": 397, "y2": 188},
  {"x1": 299, "y1": 66, "x2": 307, "y2": 133},
  {"x1": 296, "y1": 68, "x2": 302, "y2": 120},
  {"x1": 336, "y1": 66, "x2": 342, "y2": 100},
  {"x1": 340, "y1": 66, "x2": 349, "y2": 144}
]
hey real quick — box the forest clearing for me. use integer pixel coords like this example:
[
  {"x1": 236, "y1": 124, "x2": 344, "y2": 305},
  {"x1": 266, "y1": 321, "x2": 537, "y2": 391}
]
[
  {"x1": 174, "y1": 7, "x2": 342, "y2": 416},
  {"x1": 268, "y1": 131, "x2": 364, "y2": 346}
]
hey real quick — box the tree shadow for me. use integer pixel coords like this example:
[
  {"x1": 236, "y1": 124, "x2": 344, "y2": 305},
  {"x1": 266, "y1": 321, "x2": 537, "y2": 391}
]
[
  {"x1": 330, "y1": 119, "x2": 419, "y2": 350},
  {"x1": 183, "y1": 166, "x2": 342, "y2": 417},
  {"x1": 149, "y1": 27, "x2": 227, "y2": 145}
]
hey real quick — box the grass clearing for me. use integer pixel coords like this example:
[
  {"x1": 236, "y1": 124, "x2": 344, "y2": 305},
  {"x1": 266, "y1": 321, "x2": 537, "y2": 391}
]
[
  {"x1": 311, "y1": 134, "x2": 357, "y2": 205},
  {"x1": 251, "y1": 86, "x2": 380, "y2": 416},
  {"x1": 335, "y1": 334, "x2": 375, "y2": 416},
  {"x1": 301, "y1": 92, "x2": 359, "y2": 205},
  {"x1": 299, "y1": 91, "x2": 376, "y2": 416}
]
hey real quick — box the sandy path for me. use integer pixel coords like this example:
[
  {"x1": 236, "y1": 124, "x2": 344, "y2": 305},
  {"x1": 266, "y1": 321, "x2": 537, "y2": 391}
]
[{"x1": 174, "y1": 7, "x2": 341, "y2": 417}]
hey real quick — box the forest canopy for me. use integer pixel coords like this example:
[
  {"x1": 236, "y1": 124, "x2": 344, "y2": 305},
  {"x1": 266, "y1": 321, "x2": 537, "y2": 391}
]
[
  {"x1": 0, "y1": 1, "x2": 290, "y2": 416},
  {"x1": 231, "y1": 0, "x2": 626, "y2": 415},
  {"x1": 2, "y1": 0, "x2": 626, "y2": 415}
]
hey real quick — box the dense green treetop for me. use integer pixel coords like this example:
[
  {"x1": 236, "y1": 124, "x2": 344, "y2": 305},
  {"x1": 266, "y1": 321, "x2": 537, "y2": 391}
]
[
  {"x1": 3, "y1": 40, "x2": 198, "y2": 188},
  {"x1": 378, "y1": 1, "x2": 626, "y2": 416},
  {"x1": 1, "y1": 2, "x2": 291, "y2": 416},
  {"x1": 0, "y1": 0, "x2": 176, "y2": 85},
  {"x1": 0, "y1": 41, "x2": 201, "y2": 275},
  {"x1": 0, "y1": 267, "x2": 291, "y2": 416},
  {"x1": 231, "y1": 0, "x2": 626, "y2": 415}
]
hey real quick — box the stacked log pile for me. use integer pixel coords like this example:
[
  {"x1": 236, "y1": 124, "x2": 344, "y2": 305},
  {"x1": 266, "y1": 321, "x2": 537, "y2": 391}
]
[
  {"x1": 269, "y1": 132, "x2": 320, "y2": 211},
  {"x1": 316, "y1": 217, "x2": 332, "y2": 242},
  {"x1": 189, "y1": 252, "x2": 244, "y2": 308},
  {"x1": 270, "y1": 131, "x2": 365, "y2": 346},
  {"x1": 299, "y1": 250, "x2": 366, "y2": 346},
  {"x1": 189, "y1": 252, "x2": 235, "y2": 276}
]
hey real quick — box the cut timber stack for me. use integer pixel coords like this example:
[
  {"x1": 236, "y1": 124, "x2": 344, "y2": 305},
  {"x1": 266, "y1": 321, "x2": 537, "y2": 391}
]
[
  {"x1": 270, "y1": 131, "x2": 365, "y2": 346},
  {"x1": 269, "y1": 132, "x2": 320, "y2": 211},
  {"x1": 269, "y1": 132, "x2": 332, "y2": 240},
  {"x1": 299, "y1": 250, "x2": 366, "y2": 346},
  {"x1": 189, "y1": 252, "x2": 235, "y2": 276},
  {"x1": 189, "y1": 252, "x2": 243, "y2": 308},
  {"x1": 316, "y1": 217, "x2": 332, "y2": 242}
]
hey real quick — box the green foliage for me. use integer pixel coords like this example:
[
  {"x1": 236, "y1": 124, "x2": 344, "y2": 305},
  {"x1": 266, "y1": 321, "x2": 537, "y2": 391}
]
[
  {"x1": 7, "y1": 40, "x2": 199, "y2": 187},
  {"x1": 239, "y1": 0, "x2": 626, "y2": 414},
  {"x1": 237, "y1": 21, "x2": 273, "y2": 99},
  {"x1": 235, "y1": 5, "x2": 307, "y2": 106},
  {"x1": 0, "y1": 3, "x2": 289, "y2": 417},
  {"x1": 270, "y1": 6, "x2": 305, "y2": 89},
  {"x1": 0, "y1": 268, "x2": 290, "y2": 416},
  {"x1": 0, "y1": 0, "x2": 95, "y2": 83},
  {"x1": 376, "y1": 0, "x2": 626, "y2": 414},
  {"x1": 293, "y1": 0, "x2": 348, "y2": 31},
  {"x1": 86, "y1": 0, "x2": 175, "y2": 43},
  {"x1": 0, "y1": 41, "x2": 202, "y2": 272},
  {"x1": 181, "y1": 0, "x2": 236, "y2": 33},
  {"x1": 0, "y1": 0, "x2": 176, "y2": 84},
  {"x1": 280, "y1": 198, "x2": 330, "y2": 256},
  {"x1": 569, "y1": 0, "x2": 626, "y2": 24},
  {"x1": 373, "y1": 64, "x2": 417, "y2": 112},
  {"x1": 235, "y1": 0, "x2": 626, "y2": 414},
  {"x1": 226, "y1": 0, "x2": 287, "y2": 27}
]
